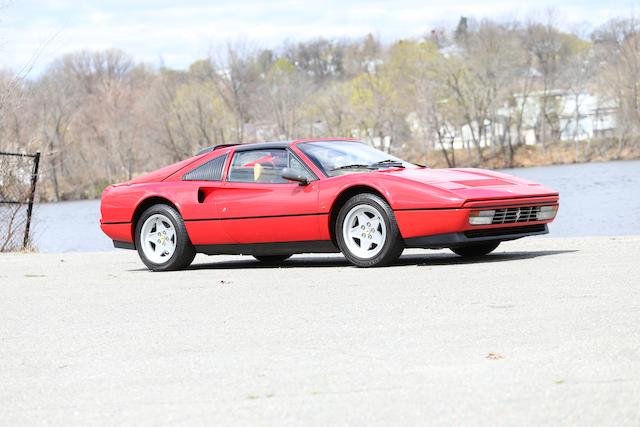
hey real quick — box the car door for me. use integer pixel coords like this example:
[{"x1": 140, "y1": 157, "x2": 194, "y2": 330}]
[
  {"x1": 216, "y1": 147, "x2": 321, "y2": 244},
  {"x1": 177, "y1": 153, "x2": 234, "y2": 245}
]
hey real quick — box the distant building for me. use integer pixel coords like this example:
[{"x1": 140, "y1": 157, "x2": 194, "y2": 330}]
[
  {"x1": 432, "y1": 89, "x2": 618, "y2": 150},
  {"x1": 512, "y1": 90, "x2": 617, "y2": 142}
]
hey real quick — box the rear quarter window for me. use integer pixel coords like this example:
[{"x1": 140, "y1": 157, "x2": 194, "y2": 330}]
[{"x1": 182, "y1": 154, "x2": 227, "y2": 181}]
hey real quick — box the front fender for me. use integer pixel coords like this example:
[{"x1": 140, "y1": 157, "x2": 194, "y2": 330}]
[{"x1": 318, "y1": 173, "x2": 465, "y2": 212}]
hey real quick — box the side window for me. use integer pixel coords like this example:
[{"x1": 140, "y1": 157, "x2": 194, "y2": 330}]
[
  {"x1": 289, "y1": 156, "x2": 313, "y2": 178},
  {"x1": 183, "y1": 154, "x2": 227, "y2": 181},
  {"x1": 227, "y1": 149, "x2": 313, "y2": 184}
]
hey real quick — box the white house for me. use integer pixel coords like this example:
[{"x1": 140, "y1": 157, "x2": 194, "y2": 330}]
[{"x1": 432, "y1": 89, "x2": 617, "y2": 150}]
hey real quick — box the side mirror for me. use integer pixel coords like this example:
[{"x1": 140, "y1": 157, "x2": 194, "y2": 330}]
[{"x1": 281, "y1": 168, "x2": 310, "y2": 186}]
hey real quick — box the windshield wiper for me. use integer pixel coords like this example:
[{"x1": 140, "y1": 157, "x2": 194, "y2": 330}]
[
  {"x1": 369, "y1": 159, "x2": 405, "y2": 168},
  {"x1": 330, "y1": 164, "x2": 374, "y2": 171}
]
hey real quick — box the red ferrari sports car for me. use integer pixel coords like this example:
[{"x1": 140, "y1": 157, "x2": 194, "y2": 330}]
[{"x1": 100, "y1": 138, "x2": 559, "y2": 271}]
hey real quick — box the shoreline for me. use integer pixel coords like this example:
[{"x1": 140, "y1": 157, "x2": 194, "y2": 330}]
[
  {"x1": 423, "y1": 141, "x2": 640, "y2": 170},
  {"x1": 31, "y1": 157, "x2": 640, "y2": 204}
]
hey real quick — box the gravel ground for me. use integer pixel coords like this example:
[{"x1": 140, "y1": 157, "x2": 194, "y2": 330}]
[{"x1": 1, "y1": 235, "x2": 639, "y2": 426}]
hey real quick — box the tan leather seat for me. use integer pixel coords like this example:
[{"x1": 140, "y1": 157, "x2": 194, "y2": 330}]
[{"x1": 253, "y1": 163, "x2": 263, "y2": 182}]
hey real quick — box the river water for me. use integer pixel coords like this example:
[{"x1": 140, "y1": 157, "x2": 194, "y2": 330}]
[{"x1": 31, "y1": 160, "x2": 640, "y2": 253}]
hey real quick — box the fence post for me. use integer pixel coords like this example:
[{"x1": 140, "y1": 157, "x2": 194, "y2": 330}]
[{"x1": 23, "y1": 152, "x2": 41, "y2": 249}]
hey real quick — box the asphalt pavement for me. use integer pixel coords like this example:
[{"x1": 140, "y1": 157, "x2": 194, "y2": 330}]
[{"x1": 1, "y1": 235, "x2": 639, "y2": 425}]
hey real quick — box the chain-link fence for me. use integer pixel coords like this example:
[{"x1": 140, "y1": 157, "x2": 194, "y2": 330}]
[{"x1": 0, "y1": 151, "x2": 40, "y2": 251}]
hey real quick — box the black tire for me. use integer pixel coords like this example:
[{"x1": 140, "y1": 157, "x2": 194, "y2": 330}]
[
  {"x1": 253, "y1": 254, "x2": 292, "y2": 263},
  {"x1": 135, "y1": 204, "x2": 196, "y2": 271},
  {"x1": 450, "y1": 241, "x2": 500, "y2": 257},
  {"x1": 335, "y1": 193, "x2": 404, "y2": 267}
]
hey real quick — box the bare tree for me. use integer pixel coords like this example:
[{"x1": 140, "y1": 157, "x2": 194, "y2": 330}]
[
  {"x1": 524, "y1": 12, "x2": 588, "y2": 149},
  {"x1": 208, "y1": 43, "x2": 258, "y2": 144},
  {"x1": 258, "y1": 58, "x2": 311, "y2": 139},
  {"x1": 593, "y1": 17, "x2": 640, "y2": 156},
  {"x1": 1, "y1": 15, "x2": 638, "y2": 202}
]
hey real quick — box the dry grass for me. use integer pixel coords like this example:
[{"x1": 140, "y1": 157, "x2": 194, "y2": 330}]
[
  {"x1": 486, "y1": 352, "x2": 505, "y2": 360},
  {"x1": 420, "y1": 139, "x2": 640, "y2": 170}
]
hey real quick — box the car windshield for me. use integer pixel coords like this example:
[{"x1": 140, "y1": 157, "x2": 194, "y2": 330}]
[{"x1": 297, "y1": 141, "x2": 419, "y2": 177}]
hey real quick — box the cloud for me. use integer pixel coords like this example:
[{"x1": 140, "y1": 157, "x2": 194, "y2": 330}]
[{"x1": 0, "y1": 0, "x2": 633, "y2": 76}]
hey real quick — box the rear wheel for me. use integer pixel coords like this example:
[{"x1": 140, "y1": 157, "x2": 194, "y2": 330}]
[
  {"x1": 253, "y1": 254, "x2": 292, "y2": 264},
  {"x1": 135, "y1": 204, "x2": 196, "y2": 271},
  {"x1": 450, "y1": 241, "x2": 500, "y2": 257},
  {"x1": 336, "y1": 193, "x2": 404, "y2": 267}
]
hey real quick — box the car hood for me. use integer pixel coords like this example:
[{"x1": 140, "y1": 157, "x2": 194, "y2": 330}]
[{"x1": 386, "y1": 167, "x2": 558, "y2": 201}]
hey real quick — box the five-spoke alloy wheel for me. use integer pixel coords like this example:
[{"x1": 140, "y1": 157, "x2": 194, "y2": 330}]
[
  {"x1": 135, "y1": 204, "x2": 196, "y2": 271},
  {"x1": 342, "y1": 205, "x2": 386, "y2": 259},
  {"x1": 140, "y1": 214, "x2": 177, "y2": 264},
  {"x1": 336, "y1": 193, "x2": 404, "y2": 267}
]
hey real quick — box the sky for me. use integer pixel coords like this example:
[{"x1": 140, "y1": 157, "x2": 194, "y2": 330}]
[{"x1": 0, "y1": 0, "x2": 636, "y2": 76}]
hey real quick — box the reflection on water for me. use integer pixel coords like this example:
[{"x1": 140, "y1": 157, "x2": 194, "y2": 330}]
[
  {"x1": 499, "y1": 160, "x2": 640, "y2": 237},
  {"x1": 32, "y1": 200, "x2": 113, "y2": 253},
  {"x1": 32, "y1": 160, "x2": 640, "y2": 253}
]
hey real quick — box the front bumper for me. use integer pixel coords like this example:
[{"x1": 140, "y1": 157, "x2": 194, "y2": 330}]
[
  {"x1": 404, "y1": 224, "x2": 548, "y2": 249},
  {"x1": 394, "y1": 196, "x2": 558, "y2": 241}
]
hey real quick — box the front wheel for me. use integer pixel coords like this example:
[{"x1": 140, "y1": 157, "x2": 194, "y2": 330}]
[
  {"x1": 135, "y1": 204, "x2": 196, "y2": 271},
  {"x1": 336, "y1": 193, "x2": 404, "y2": 267},
  {"x1": 450, "y1": 241, "x2": 500, "y2": 257}
]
